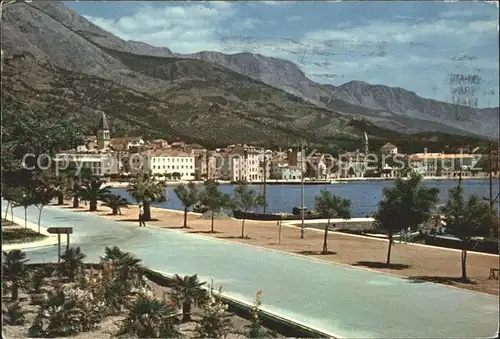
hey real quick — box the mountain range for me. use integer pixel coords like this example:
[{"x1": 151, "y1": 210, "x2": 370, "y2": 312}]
[{"x1": 1, "y1": 1, "x2": 497, "y2": 153}]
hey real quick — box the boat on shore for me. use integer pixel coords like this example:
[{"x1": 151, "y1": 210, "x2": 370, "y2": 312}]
[
  {"x1": 193, "y1": 202, "x2": 209, "y2": 213},
  {"x1": 232, "y1": 207, "x2": 323, "y2": 221}
]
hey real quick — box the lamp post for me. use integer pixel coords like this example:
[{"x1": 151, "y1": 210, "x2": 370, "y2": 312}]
[
  {"x1": 22, "y1": 193, "x2": 27, "y2": 229},
  {"x1": 300, "y1": 140, "x2": 305, "y2": 239}
]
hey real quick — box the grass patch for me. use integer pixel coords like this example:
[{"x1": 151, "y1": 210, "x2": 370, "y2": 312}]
[{"x1": 1, "y1": 228, "x2": 46, "y2": 244}]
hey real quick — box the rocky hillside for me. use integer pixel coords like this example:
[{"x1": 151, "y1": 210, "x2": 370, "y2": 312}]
[
  {"x1": 1, "y1": 1, "x2": 494, "y2": 153},
  {"x1": 0, "y1": 1, "x2": 364, "y2": 151},
  {"x1": 15, "y1": 2, "x2": 497, "y2": 139}
]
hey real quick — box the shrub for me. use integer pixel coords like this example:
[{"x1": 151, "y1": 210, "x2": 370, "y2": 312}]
[
  {"x1": 119, "y1": 292, "x2": 180, "y2": 338},
  {"x1": 195, "y1": 282, "x2": 232, "y2": 338},
  {"x1": 170, "y1": 274, "x2": 208, "y2": 322},
  {"x1": 246, "y1": 290, "x2": 276, "y2": 338},
  {"x1": 60, "y1": 247, "x2": 86, "y2": 281},
  {"x1": 29, "y1": 284, "x2": 106, "y2": 337},
  {"x1": 29, "y1": 269, "x2": 46, "y2": 293},
  {"x1": 2, "y1": 302, "x2": 25, "y2": 325}
]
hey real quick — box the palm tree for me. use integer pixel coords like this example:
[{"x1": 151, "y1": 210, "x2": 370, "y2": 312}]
[
  {"x1": 52, "y1": 173, "x2": 73, "y2": 205},
  {"x1": 2, "y1": 249, "x2": 30, "y2": 300},
  {"x1": 174, "y1": 182, "x2": 200, "y2": 228},
  {"x1": 127, "y1": 172, "x2": 167, "y2": 221},
  {"x1": 79, "y1": 176, "x2": 112, "y2": 211},
  {"x1": 102, "y1": 245, "x2": 127, "y2": 261},
  {"x1": 200, "y1": 181, "x2": 233, "y2": 233},
  {"x1": 170, "y1": 274, "x2": 207, "y2": 322},
  {"x1": 102, "y1": 194, "x2": 130, "y2": 215},
  {"x1": 233, "y1": 183, "x2": 265, "y2": 238},
  {"x1": 69, "y1": 168, "x2": 93, "y2": 208},
  {"x1": 442, "y1": 183, "x2": 491, "y2": 281},
  {"x1": 120, "y1": 294, "x2": 179, "y2": 337},
  {"x1": 70, "y1": 177, "x2": 83, "y2": 208},
  {"x1": 101, "y1": 246, "x2": 144, "y2": 283},
  {"x1": 374, "y1": 173, "x2": 439, "y2": 265},
  {"x1": 315, "y1": 189, "x2": 351, "y2": 254},
  {"x1": 60, "y1": 246, "x2": 86, "y2": 281}
]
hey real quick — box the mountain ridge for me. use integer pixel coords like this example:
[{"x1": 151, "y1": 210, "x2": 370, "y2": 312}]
[
  {"x1": 1, "y1": 1, "x2": 495, "y2": 154},
  {"x1": 12, "y1": 1, "x2": 499, "y2": 139}
]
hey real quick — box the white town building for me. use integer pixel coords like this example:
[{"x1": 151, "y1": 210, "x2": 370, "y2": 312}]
[{"x1": 131, "y1": 150, "x2": 196, "y2": 180}]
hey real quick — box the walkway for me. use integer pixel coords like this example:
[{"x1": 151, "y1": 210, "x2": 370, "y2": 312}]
[{"x1": 5, "y1": 202, "x2": 498, "y2": 338}]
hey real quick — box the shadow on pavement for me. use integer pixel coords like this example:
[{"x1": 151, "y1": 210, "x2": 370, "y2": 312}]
[
  {"x1": 407, "y1": 275, "x2": 477, "y2": 285},
  {"x1": 297, "y1": 250, "x2": 337, "y2": 255},
  {"x1": 352, "y1": 261, "x2": 410, "y2": 270}
]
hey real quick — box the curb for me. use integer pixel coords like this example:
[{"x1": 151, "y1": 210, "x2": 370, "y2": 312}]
[{"x1": 2, "y1": 213, "x2": 59, "y2": 251}]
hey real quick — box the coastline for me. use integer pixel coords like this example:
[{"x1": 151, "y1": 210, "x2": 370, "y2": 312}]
[
  {"x1": 104, "y1": 175, "x2": 496, "y2": 188},
  {"x1": 59, "y1": 200, "x2": 499, "y2": 296}
]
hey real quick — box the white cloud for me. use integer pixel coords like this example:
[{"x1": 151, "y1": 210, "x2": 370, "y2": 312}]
[
  {"x1": 262, "y1": 1, "x2": 286, "y2": 5},
  {"x1": 84, "y1": 2, "x2": 236, "y2": 53},
  {"x1": 286, "y1": 16, "x2": 302, "y2": 22},
  {"x1": 239, "y1": 18, "x2": 261, "y2": 30},
  {"x1": 82, "y1": 2, "x2": 498, "y2": 106}
]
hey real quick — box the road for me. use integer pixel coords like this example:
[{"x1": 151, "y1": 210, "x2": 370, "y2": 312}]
[{"x1": 5, "y1": 202, "x2": 498, "y2": 338}]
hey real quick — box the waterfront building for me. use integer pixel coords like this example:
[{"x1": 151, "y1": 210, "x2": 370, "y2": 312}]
[
  {"x1": 215, "y1": 145, "x2": 271, "y2": 181},
  {"x1": 270, "y1": 161, "x2": 301, "y2": 180},
  {"x1": 338, "y1": 150, "x2": 367, "y2": 178},
  {"x1": 305, "y1": 153, "x2": 328, "y2": 179},
  {"x1": 408, "y1": 152, "x2": 475, "y2": 177},
  {"x1": 131, "y1": 150, "x2": 195, "y2": 180},
  {"x1": 54, "y1": 113, "x2": 121, "y2": 176},
  {"x1": 53, "y1": 152, "x2": 119, "y2": 176},
  {"x1": 194, "y1": 149, "x2": 217, "y2": 180}
]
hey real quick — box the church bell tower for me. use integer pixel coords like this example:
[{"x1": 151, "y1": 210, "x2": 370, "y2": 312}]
[{"x1": 97, "y1": 112, "x2": 110, "y2": 149}]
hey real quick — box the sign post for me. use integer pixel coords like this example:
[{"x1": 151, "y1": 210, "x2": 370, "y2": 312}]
[
  {"x1": 47, "y1": 227, "x2": 73, "y2": 263},
  {"x1": 57, "y1": 234, "x2": 61, "y2": 263}
]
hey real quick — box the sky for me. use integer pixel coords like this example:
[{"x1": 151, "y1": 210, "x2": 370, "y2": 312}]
[{"x1": 65, "y1": 1, "x2": 499, "y2": 108}]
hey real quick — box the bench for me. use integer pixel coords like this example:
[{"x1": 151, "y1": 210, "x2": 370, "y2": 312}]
[{"x1": 489, "y1": 268, "x2": 499, "y2": 280}]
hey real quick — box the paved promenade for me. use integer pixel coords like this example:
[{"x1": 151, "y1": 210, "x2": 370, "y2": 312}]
[{"x1": 5, "y1": 201, "x2": 498, "y2": 338}]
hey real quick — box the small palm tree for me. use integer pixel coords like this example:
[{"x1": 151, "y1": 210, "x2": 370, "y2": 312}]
[
  {"x1": 315, "y1": 190, "x2": 351, "y2": 254},
  {"x1": 102, "y1": 194, "x2": 130, "y2": 215},
  {"x1": 2, "y1": 302, "x2": 25, "y2": 325},
  {"x1": 60, "y1": 247, "x2": 86, "y2": 281},
  {"x1": 70, "y1": 178, "x2": 83, "y2": 208},
  {"x1": 174, "y1": 182, "x2": 200, "y2": 228},
  {"x1": 2, "y1": 249, "x2": 30, "y2": 300},
  {"x1": 374, "y1": 173, "x2": 439, "y2": 265},
  {"x1": 233, "y1": 183, "x2": 265, "y2": 238},
  {"x1": 127, "y1": 172, "x2": 167, "y2": 221},
  {"x1": 101, "y1": 246, "x2": 144, "y2": 285},
  {"x1": 53, "y1": 174, "x2": 73, "y2": 205},
  {"x1": 120, "y1": 294, "x2": 179, "y2": 338},
  {"x1": 200, "y1": 181, "x2": 233, "y2": 233},
  {"x1": 79, "y1": 176, "x2": 111, "y2": 211},
  {"x1": 102, "y1": 245, "x2": 127, "y2": 261},
  {"x1": 170, "y1": 274, "x2": 208, "y2": 322}
]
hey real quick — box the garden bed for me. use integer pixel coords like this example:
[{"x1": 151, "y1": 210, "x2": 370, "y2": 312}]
[
  {"x1": 1, "y1": 227, "x2": 46, "y2": 244},
  {"x1": 2, "y1": 260, "x2": 285, "y2": 339}
]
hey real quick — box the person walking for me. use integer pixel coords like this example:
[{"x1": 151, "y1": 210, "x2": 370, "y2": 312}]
[
  {"x1": 399, "y1": 228, "x2": 404, "y2": 243},
  {"x1": 405, "y1": 226, "x2": 411, "y2": 243},
  {"x1": 138, "y1": 204, "x2": 146, "y2": 227}
]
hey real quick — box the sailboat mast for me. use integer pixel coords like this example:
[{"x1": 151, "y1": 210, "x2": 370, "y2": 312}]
[
  {"x1": 263, "y1": 152, "x2": 267, "y2": 213},
  {"x1": 300, "y1": 139, "x2": 305, "y2": 239},
  {"x1": 489, "y1": 142, "x2": 493, "y2": 213}
]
